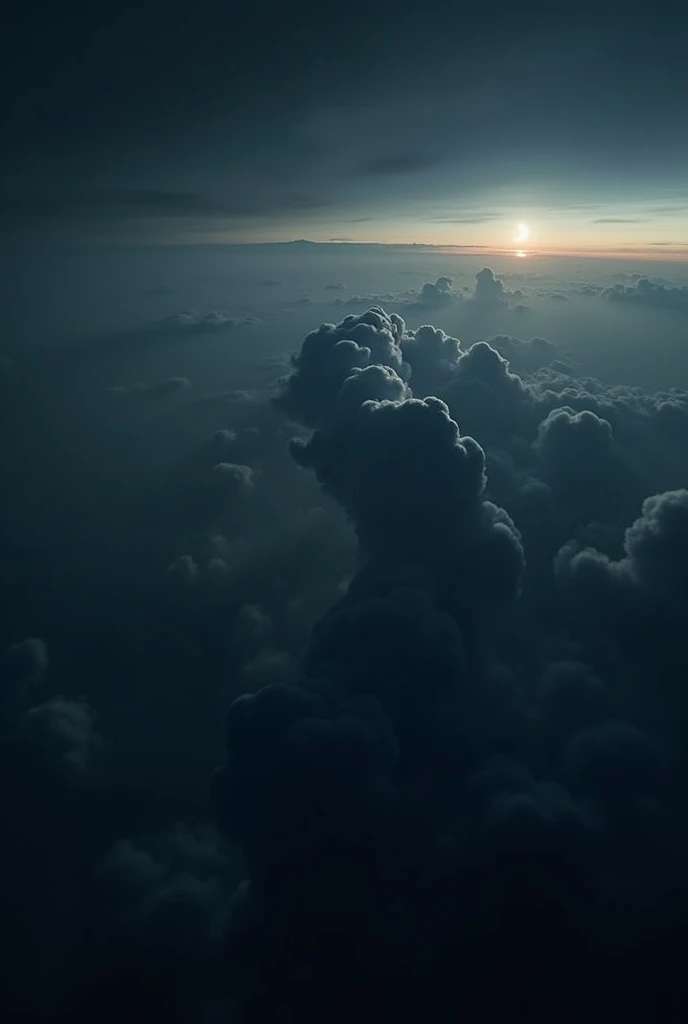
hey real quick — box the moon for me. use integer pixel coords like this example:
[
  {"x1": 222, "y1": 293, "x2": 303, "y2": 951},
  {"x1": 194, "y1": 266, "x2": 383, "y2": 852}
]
[{"x1": 515, "y1": 223, "x2": 530, "y2": 243}]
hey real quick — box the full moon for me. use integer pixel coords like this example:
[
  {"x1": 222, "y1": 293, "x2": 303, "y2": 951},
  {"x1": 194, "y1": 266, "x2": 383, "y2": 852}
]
[{"x1": 515, "y1": 223, "x2": 530, "y2": 243}]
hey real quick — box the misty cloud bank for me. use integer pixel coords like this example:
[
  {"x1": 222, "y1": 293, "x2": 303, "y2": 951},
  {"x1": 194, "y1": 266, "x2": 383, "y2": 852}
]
[{"x1": 4, "y1": 269, "x2": 688, "y2": 1023}]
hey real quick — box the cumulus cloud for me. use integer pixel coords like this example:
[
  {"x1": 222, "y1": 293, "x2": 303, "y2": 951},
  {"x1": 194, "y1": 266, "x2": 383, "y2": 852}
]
[
  {"x1": 473, "y1": 266, "x2": 506, "y2": 304},
  {"x1": 400, "y1": 323, "x2": 462, "y2": 393},
  {"x1": 210, "y1": 462, "x2": 255, "y2": 492},
  {"x1": 441, "y1": 340, "x2": 536, "y2": 444},
  {"x1": 19, "y1": 695, "x2": 102, "y2": 776},
  {"x1": 12, "y1": 266, "x2": 688, "y2": 1024},
  {"x1": 603, "y1": 277, "x2": 688, "y2": 311},
  {"x1": 274, "y1": 306, "x2": 408, "y2": 427},
  {"x1": 534, "y1": 406, "x2": 620, "y2": 511},
  {"x1": 202, "y1": 295, "x2": 688, "y2": 1019},
  {"x1": 557, "y1": 489, "x2": 688, "y2": 643},
  {"x1": 489, "y1": 334, "x2": 558, "y2": 373},
  {"x1": 416, "y1": 275, "x2": 456, "y2": 308},
  {"x1": 470, "y1": 266, "x2": 524, "y2": 307}
]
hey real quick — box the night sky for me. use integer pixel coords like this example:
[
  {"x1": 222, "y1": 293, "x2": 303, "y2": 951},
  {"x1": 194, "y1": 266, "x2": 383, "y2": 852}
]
[{"x1": 4, "y1": 2, "x2": 688, "y2": 1023}]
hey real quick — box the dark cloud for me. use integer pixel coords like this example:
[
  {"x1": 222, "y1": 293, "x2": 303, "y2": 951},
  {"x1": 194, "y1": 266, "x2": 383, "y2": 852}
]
[
  {"x1": 19, "y1": 695, "x2": 102, "y2": 776},
  {"x1": 210, "y1": 462, "x2": 255, "y2": 493},
  {"x1": 400, "y1": 323, "x2": 462, "y2": 393},
  {"x1": 8, "y1": 259, "x2": 688, "y2": 1024},
  {"x1": 557, "y1": 488, "x2": 688, "y2": 648},
  {"x1": 440, "y1": 340, "x2": 536, "y2": 445},
  {"x1": 2, "y1": 637, "x2": 49, "y2": 704},
  {"x1": 213, "y1": 295, "x2": 688, "y2": 1010},
  {"x1": 274, "y1": 306, "x2": 408, "y2": 428}
]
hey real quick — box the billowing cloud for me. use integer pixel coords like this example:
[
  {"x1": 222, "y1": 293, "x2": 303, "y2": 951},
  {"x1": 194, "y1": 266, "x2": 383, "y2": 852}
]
[
  {"x1": 416, "y1": 275, "x2": 456, "y2": 308},
  {"x1": 473, "y1": 266, "x2": 507, "y2": 304}
]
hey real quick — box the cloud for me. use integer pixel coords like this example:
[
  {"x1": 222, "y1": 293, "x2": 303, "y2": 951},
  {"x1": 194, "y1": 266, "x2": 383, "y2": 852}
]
[
  {"x1": 592, "y1": 217, "x2": 645, "y2": 223},
  {"x1": 429, "y1": 212, "x2": 501, "y2": 224},
  {"x1": 2, "y1": 637, "x2": 49, "y2": 705},
  {"x1": 470, "y1": 266, "x2": 522, "y2": 307},
  {"x1": 1, "y1": 186, "x2": 332, "y2": 224},
  {"x1": 210, "y1": 462, "x2": 255, "y2": 493},
  {"x1": 325, "y1": 282, "x2": 347, "y2": 290},
  {"x1": 533, "y1": 406, "x2": 636, "y2": 522},
  {"x1": 19, "y1": 696, "x2": 102, "y2": 776},
  {"x1": 400, "y1": 324, "x2": 462, "y2": 393},
  {"x1": 488, "y1": 335, "x2": 558, "y2": 373},
  {"x1": 440, "y1": 340, "x2": 536, "y2": 444},
  {"x1": 603, "y1": 277, "x2": 688, "y2": 311},
  {"x1": 76, "y1": 825, "x2": 240, "y2": 1021},
  {"x1": 557, "y1": 489, "x2": 688, "y2": 648},
  {"x1": 474, "y1": 266, "x2": 506, "y2": 304},
  {"x1": 274, "y1": 306, "x2": 408, "y2": 428},
  {"x1": 341, "y1": 289, "x2": 415, "y2": 307},
  {"x1": 12, "y1": 274, "x2": 688, "y2": 1023},
  {"x1": 108, "y1": 377, "x2": 192, "y2": 396},
  {"x1": 416, "y1": 275, "x2": 456, "y2": 308},
  {"x1": 165, "y1": 311, "x2": 260, "y2": 330},
  {"x1": 216, "y1": 301, "x2": 688, "y2": 1008},
  {"x1": 356, "y1": 151, "x2": 441, "y2": 175}
]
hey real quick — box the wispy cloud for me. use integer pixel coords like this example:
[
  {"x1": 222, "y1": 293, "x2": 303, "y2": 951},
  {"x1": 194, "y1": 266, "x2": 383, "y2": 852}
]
[
  {"x1": 356, "y1": 152, "x2": 442, "y2": 175},
  {"x1": 592, "y1": 217, "x2": 645, "y2": 224},
  {"x1": 429, "y1": 213, "x2": 501, "y2": 224},
  {"x1": 648, "y1": 205, "x2": 688, "y2": 214},
  {"x1": 1, "y1": 186, "x2": 332, "y2": 223}
]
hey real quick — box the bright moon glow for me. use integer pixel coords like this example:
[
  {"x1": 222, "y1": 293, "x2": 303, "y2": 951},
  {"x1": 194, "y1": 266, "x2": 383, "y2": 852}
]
[{"x1": 514, "y1": 223, "x2": 530, "y2": 243}]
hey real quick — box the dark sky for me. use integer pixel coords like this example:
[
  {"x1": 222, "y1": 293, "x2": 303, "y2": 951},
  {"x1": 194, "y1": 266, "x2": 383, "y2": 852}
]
[
  {"x1": 6, "y1": 8, "x2": 688, "y2": 1019},
  {"x1": 3, "y1": 0, "x2": 688, "y2": 246}
]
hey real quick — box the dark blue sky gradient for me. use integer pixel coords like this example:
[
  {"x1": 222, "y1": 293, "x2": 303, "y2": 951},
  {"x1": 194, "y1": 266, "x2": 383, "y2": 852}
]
[{"x1": 3, "y1": 1, "x2": 688, "y2": 248}]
